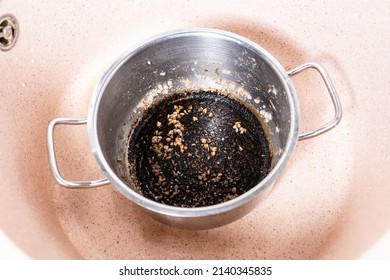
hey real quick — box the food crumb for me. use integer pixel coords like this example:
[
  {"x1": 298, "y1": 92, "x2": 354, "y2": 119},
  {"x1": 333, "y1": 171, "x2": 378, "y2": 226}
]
[
  {"x1": 199, "y1": 107, "x2": 208, "y2": 115},
  {"x1": 210, "y1": 146, "x2": 217, "y2": 156},
  {"x1": 233, "y1": 121, "x2": 247, "y2": 134}
]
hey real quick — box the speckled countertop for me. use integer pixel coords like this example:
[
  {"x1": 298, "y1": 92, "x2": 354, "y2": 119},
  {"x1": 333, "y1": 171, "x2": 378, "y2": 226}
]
[{"x1": 1, "y1": 0, "x2": 389, "y2": 259}]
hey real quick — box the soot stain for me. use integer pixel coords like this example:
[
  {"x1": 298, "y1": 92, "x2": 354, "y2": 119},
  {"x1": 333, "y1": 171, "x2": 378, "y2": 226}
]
[{"x1": 127, "y1": 90, "x2": 272, "y2": 207}]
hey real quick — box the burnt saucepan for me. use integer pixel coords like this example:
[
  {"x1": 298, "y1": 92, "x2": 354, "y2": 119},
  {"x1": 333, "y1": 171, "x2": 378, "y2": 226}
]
[{"x1": 47, "y1": 29, "x2": 341, "y2": 229}]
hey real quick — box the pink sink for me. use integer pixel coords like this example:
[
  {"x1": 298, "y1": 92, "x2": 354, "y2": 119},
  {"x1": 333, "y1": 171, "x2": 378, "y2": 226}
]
[{"x1": 1, "y1": 0, "x2": 389, "y2": 259}]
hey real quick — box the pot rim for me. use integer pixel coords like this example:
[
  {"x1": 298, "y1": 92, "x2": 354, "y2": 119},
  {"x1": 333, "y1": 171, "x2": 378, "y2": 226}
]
[{"x1": 88, "y1": 28, "x2": 300, "y2": 218}]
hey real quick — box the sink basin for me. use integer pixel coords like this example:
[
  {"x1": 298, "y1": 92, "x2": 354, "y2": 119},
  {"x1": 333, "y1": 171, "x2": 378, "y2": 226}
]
[{"x1": 1, "y1": 0, "x2": 389, "y2": 259}]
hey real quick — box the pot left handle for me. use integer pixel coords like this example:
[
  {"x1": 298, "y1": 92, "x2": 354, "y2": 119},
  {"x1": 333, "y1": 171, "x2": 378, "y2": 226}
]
[{"x1": 47, "y1": 118, "x2": 110, "y2": 188}]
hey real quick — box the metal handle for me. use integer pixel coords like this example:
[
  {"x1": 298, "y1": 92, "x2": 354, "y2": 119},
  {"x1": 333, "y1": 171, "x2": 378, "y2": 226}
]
[
  {"x1": 287, "y1": 62, "x2": 342, "y2": 141},
  {"x1": 47, "y1": 118, "x2": 110, "y2": 188}
]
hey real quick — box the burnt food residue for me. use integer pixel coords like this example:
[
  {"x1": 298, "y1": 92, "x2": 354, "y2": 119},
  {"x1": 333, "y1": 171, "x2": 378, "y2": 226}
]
[{"x1": 127, "y1": 91, "x2": 272, "y2": 207}]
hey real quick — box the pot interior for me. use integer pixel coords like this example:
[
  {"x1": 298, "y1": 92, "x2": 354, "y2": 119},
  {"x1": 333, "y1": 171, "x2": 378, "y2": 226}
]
[{"x1": 92, "y1": 30, "x2": 298, "y2": 202}]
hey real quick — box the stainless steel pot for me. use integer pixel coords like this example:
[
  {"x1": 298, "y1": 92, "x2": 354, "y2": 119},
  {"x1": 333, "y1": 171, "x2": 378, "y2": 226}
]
[{"x1": 47, "y1": 29, "x2": 342, "y2": 230}]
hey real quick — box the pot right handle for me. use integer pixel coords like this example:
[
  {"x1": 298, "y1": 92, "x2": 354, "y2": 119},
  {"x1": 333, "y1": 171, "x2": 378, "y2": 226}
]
[{"x1": 287, "y1": 62, "x2": 342, "y2": 141}]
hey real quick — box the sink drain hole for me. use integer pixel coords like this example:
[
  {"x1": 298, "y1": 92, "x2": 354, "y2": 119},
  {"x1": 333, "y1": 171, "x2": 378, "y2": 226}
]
[{"x1": 0, "y1": 14, "x2": 18, "y2": 51}]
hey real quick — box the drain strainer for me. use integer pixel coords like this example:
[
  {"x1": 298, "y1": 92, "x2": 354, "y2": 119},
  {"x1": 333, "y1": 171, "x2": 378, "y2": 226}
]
[{"x1": 0, "y1": 14, "x2": 18, "y2": 51}]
